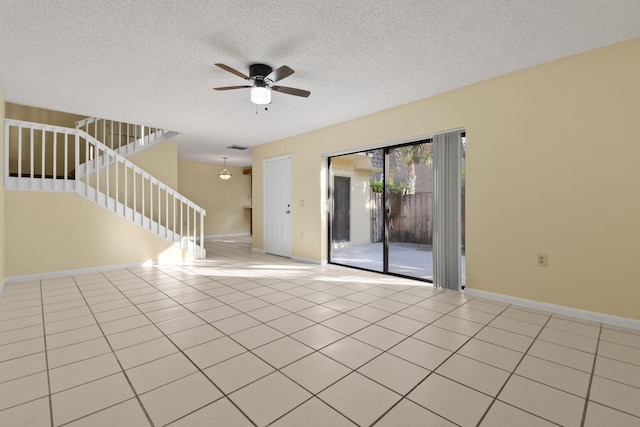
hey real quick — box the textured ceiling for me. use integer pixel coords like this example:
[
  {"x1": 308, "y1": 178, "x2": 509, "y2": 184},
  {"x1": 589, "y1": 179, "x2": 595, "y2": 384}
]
[{"x1": 1, "y1": 1, "x2": 639, "y2": 167}]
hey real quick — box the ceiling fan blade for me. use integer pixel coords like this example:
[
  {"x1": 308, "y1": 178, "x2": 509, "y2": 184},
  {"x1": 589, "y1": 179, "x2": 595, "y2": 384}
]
[
  {"x1": 213, "y1": 85, "x2": 252, "y2": 91},
  {"x1": 267, "y1": 65, "x2": 294, "y2": 83},
  {"x1": 215, "y1": 63, "x2": 249, "y2": 80},
  {"x1": 272, "y1": 85, "x2": 310, "y2": 98}
]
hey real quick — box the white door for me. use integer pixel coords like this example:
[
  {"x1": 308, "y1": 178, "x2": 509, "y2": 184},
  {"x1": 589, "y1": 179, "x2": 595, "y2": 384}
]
[{"x1": 264, "y1": 155, "x2": 292, "y2": 257}]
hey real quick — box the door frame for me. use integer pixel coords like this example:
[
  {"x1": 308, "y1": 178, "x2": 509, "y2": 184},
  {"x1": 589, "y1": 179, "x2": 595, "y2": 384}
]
[{"x1": 263, "y1": 154, "x2": 293, "y2": 258}]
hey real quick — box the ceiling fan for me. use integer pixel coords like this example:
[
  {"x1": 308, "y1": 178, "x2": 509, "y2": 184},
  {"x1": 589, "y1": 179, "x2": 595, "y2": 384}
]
[{"x1": 213, "y1": 63, "x2": 310, "y2": 105}]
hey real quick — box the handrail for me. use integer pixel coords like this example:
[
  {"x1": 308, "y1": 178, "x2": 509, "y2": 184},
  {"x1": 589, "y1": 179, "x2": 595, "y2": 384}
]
[
  {"x1": 4, "y1": 118, "x2": 206, "y2": 258},
  {"x1": 75, "y1": 117, "x2": 171, "y2": 155}
]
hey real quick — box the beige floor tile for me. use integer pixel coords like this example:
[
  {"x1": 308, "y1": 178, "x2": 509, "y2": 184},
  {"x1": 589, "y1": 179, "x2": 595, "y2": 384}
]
[
  {"x1": 589, "y1": 375, "x2": 640, "y2": 417},
  {"x1": 376, "y1": 399, "x2": 457, "y2": 427},
  {"x1": 448, "y1": 306, "x2": 496, "y2": 324},
  {"x1": 275, "y1": 297, "x2": 315, "y2": 312},
  {"x1": 527, "y1": 339, "x2": 595, "y2": 372},
  {"x1": 367, "y1": 298, "x2": 408, "y2": 313},
  {"x1": 168, "y1": 324, "x2": 223, "y2": 350},
  {"x1": 198, "y1": 305, "x2": 242, "y2": 323},
  {"x1": 583, "y1": 401, "x2": 640, "y2": 427},
  {"x1": 297, "y1": 305, "x2": 341, "y2": 322},
  {"x1": 0, "y1": 314, "x2": 42, "y2": 334},
  {"x1": 432, "y1": 315, "x2": 484, "y2": 337},
  {"x1": 291, "y1": 324, "x2": 345, "y2": 350},
  {"x1": 127, "y1": 352, "x2": 198, "y2": 394},
  {"x1": 408, "y1": 373, "x2": 492, "y2": 427},
  {"x1": 547, "y1": 317, "x2": 600, "y2": 338},
  {"x1": 344, "y1": 292, "x2": 380, "y2": 305},
  {"x1": 46, "y1": 315, "x2": 98, "y2": 335},
  {"x1": 88, "y1": 299, "x2": 133, "y2": 314},
  {"x1": 463, "y1": 299, "x2": 507, "y2": 315},
  {"x1": 475, "y1": 326, "x2": 534, "y2": 352},
  {"x1": 46, "y1": 325, "x2": 103, "y2": 350},
  {"x1": 50, "y1": 352, "x2": 121, "y2": 393},
  {"x1": 595, "y1": 356, "x2": 640, "y2": 388},
  {"x1": 47, "y1": 337, "x2": 111, "y2": 369},
  {"x1": 0, "y1": 371, "x2": 49, "y2": 411},
  {"x1": 321, "y1": 314, "x2": 369, "y2": 335},
  {"x1": 136, "y1": 298, "x2": 177, "y2": 313},
  {"x1": 389, "y1": 337, "x2": 451, "y2": 370},
  {"x1": 489, "y1": 316, "x2": 543, "y2": 337},
  {"x1": 140, "y1": 372, "x2": 223, "y2": 426},
  {"x1": 0, "y1": 306, "x2": 42, "y2": 322},
  {"x1": 412, "y1": 325, "x2": 469, "y2": 351},
  {"x1": 212, "y1": 313, "x2": 261, "y2": 334},
  {"x1": 154, "y1": 314, "x2": 207, "y2": 335},
  {"x1": 501, "y1": 307, "x2": 550, "y2": 325},
  {"x1": 98, "y1": 314, "x2": 151, "y2": 335},
  {"x1": 253, "y1": 336, "x2": 314, "y2": 368},
  {"x1": 204, "y1": 352, "x2": 275, "y2": 393},
  {"x1": 0, "y1": 396, "x2": 50, "y2": 427},
  {"x1": 267, "y1": 314, "x2": 315, "y2": 335},
  {"x1": 0, "y1": 351, "x2": 46, "y2": 383},
  {"x1": 230, "y1": 372, "x2": 312, "y2": 426},
  {"x1": 319, "y1": 372, "x2": 401, "y2": 426},
  {"x1": 516, "y1": 355, "x2": 591, "y2": 397},
  {"x1": 282, "y1": 351, "x2": 351, "y2": 393},
  {"x1": 348, "y1": 305, "x2": 391, "y2": 323},
  {"x1": 480, "y1": 401, "x2": 557, "y2": 426},
  {"x1": 184, "y1": 336, "x2": 246, "y2": 369},
  {"x1": 358, "y1": 352, "x2": 429, "y2": 395},
  {"x1": 115, "y1": 336, "x2": 178, "y2": 369},
  {"x1": 436, "y1": 353, "x2": 510, "y2": 396},
  {"x1": 168, "y1": 398, "x2": 253, "y2": 426},
  {"x1": 65, "y1": 398, "x2": 151, "y2": 427},
  {"x1": 183, "y1": 297, "x2": 224, "y2": 312},
  {"x1": 458, "y1": 338, "x2": 522, "y2": 372},
  {"x1": 0, "y1": 325, "x2": 43, "y2": 347},
  {"x1": 146, "y1": 306, "x2": 192, "y2": 323},
  {"x1": 106, "y1": 324, "x2": 163, "y2": 350},
  {"x1": 397, "y1": 306, "x2": 442, "y2": 324},
  {"x1": 351, "y1": 324, "x2": 405, "y2": 350},
  {"x1": 231, "y1": 324, "x2": 284, "y2": 349},
  {"x1": 598, "y1": 340, "x2": 640, "y2": 366},
  {"x1": 376, "y1": 314, "x2": 425, "y2": 335},
  {"x1": 320, "y1": 337, "x2": 382, "y2": 369},
  {"x1": 271, "y1": 397, "x2": 355, "y2": 427},
  {"x1": 322, "y1": 297, "x2": 362, "y2": 313},
  {"x1": 538, "y1": 327, "x2": 598, "y2": 353},
  {"x1": 600, "y1": 327, "x2": 640, "y2": 349},
  {"x1": 51, "y1": 372, "x2": 134, "y2": 426},
  {"x1": 498, "y1": 375, "x2": 584, "y2": 426},
  {"x1": 93, "y1": 306, "x2": 140, "y2": 323},
  {"x1": 247, "y1": 305, "x2": 290, "y2": 322}
]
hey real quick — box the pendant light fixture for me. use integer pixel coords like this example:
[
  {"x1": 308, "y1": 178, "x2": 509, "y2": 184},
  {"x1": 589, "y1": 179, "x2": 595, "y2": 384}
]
[{"x1": 218, "y1": 157, "x2": 232, "y2": 180}]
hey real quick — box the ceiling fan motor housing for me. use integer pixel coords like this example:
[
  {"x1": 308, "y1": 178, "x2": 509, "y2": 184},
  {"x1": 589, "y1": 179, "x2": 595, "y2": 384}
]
[{"x1": 250, "y1": 64, "x2": 273, "y2": 80}]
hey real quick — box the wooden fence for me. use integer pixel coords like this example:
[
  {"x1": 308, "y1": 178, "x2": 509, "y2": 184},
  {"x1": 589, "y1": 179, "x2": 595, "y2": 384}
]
[{"x1": 370, "y1": 191, "x2": 433, "y2": 244}]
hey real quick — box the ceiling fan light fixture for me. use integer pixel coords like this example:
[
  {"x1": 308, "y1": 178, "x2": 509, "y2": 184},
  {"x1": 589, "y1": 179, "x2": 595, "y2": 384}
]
[
  {"x1": 251, "y1": 86, "x2": 271, "y2": 105},
  {"x1": 218, "y1": 157, "x2": 232, "y2": 180}
]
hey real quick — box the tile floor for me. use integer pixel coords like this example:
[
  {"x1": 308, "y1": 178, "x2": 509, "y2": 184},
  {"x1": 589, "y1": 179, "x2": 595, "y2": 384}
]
[{"x1": 1, "y1": 238, "x2": 640, "y2": 426}]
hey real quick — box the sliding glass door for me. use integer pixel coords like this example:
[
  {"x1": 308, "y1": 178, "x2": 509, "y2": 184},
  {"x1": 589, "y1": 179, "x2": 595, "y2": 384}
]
[
  {"x1": 386, "y1": 141, "x2": 433, "y2": 280},
  {"x1": 329, "y1": 131, "x2": 463, "y2": 288}
]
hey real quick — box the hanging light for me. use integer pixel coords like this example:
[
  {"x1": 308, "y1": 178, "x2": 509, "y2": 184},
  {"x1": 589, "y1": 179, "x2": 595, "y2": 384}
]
[
  {"x1": 218, "y1": 157, "x2": 232, "y2": 180},
  {"x1": 250, "y1": 82, "x2": 271, "y2": 105}
]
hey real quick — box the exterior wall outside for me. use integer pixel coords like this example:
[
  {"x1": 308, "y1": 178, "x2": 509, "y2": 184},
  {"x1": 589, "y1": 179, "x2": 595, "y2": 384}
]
[
  {"x1": 330, "y1": 157, "x2": 371, "y2": 247},
  {"x1": 178, "y1": 161, "x2": 251, "y2": 237},
  {"x1": 252, "y1": 38, "x2": 640, "y2": 320}
]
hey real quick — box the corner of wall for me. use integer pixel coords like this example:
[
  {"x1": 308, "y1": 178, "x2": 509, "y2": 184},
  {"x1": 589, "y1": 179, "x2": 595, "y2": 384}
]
[{"x1": 0, "y1": 89, "x2": 6, "y2": 286}]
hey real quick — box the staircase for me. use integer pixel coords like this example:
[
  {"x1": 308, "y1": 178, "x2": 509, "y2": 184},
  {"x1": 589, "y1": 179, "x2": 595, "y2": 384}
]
[{"x1": 3, "y1": 118, "x2": 206, "y2": 259}]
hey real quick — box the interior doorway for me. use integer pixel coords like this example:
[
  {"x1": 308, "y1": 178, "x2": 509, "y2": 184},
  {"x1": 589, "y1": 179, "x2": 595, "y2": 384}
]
[{"x1": 264, "y1": 155, "x2": 292, "y2": 257}]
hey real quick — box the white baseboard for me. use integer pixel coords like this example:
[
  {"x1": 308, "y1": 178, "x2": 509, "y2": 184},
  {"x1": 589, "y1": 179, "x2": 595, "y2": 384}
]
[
  {"x1": 205, "y1": 233, "x2": 251, "y2": 239},
  {"x1": 292, "y1": 256, "x2": 326, "y2": 265},
  {"x1": 2, "y1": 260, "x2": 179, "y2": 285},
  {"x1": 464, "y1": 287, "x2": 640, "y2": 331},
  {"x1": 251, "y1": 247, "x2": 265, "y2": 254},
  {"x1": 0, "y1": 278, "x2": 6, "y2": 299}
]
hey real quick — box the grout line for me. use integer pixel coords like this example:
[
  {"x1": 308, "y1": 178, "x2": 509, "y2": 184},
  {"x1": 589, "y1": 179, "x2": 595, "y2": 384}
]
[
  {"x1": 580, "y1": 324, "x2": 603, "y2": 427},
  {"x1": 38, "y1": 279, "x2": 55, "y2": 427}
]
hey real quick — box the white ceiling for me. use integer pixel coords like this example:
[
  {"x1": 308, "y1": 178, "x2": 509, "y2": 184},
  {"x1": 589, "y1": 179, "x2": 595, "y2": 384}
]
[{"x1": 1, "y1": 1, "x2": 639, "y2": 167}]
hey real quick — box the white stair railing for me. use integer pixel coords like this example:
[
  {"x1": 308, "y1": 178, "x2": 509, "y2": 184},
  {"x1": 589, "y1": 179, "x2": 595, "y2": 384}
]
[
  {"x1": 4, "y1": 119, "x2": 206, "y2": 259},
  {"x1": 75, "y1": 117, "x2": 175, "y2": 157}
]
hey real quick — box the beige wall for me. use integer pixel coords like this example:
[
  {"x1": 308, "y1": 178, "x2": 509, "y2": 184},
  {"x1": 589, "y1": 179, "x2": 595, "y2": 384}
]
[
  {"x1": 253, "y1": 38, "x2": 640, "y2": 320},
  {"x1": 178, "y1": 161, "x2": 251, "y2": 236},
  {"x1": 0, "y1": 93, "x2": 6, "y2": 285},
  {"x1": 127, "y1": 140, "x2": 179, "y2": 190},
  {"x1": 5, "y1": 103, "x2": 85, "y2": 128},
  {"x1": 4, "y1": 191, "x2": 191, "y2": 277}
]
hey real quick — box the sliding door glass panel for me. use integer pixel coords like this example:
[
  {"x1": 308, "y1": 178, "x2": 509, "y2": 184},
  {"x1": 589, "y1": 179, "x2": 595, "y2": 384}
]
[
  {"x1": 386, "y1": 141, "x2": 433, "y2": 280},
  {"x1": 329, "y1": 150, "x2": 384, "y2": 272}
]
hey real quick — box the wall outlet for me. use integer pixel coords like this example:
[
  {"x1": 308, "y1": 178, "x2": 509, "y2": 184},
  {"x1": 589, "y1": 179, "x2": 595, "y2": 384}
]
[{"x1": 537, "y1": 254, "x2": 548, "y2": 267}]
